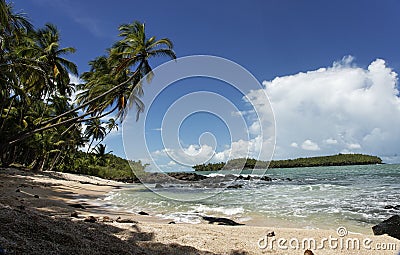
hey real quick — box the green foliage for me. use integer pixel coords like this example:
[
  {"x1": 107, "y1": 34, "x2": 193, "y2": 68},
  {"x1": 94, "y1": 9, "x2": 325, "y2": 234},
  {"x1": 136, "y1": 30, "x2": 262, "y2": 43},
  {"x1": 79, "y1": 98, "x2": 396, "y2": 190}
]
[
  {"x1": 55, "y1": 150, "x2": 146, "y2": 181},
  {"x1": 0, "y1": 0, "x2": 175, "y2": 179},
  {"x1": 193, "y1": 154, "x2": 383, "y2": 171}
]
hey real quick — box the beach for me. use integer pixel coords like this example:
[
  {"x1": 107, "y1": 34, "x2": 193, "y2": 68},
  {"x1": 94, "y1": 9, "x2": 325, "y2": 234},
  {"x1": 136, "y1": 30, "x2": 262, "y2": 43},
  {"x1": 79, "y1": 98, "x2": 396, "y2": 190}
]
[{"x1": 1, "y1": 167, "x2": 399, "y2": 255}]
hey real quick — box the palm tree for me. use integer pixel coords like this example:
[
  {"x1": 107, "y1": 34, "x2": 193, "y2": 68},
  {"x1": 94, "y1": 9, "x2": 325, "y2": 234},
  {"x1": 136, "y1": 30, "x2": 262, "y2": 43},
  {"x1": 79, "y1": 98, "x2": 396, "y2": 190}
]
[
  {"x1": 1, "y1": 20, "x2": 176, "y2": 149},
  {"x1": 94, "y1": 144, "x2": 112, "y2": 156},
  {"x1": 84, "y1": 119, "x2": 106, "y2": 153},
  {"x1": 78, "y1": 21, "x2": 176, "y2": 121},
  {"x1": 20, "y1": 23, "x2": 78, "y2": 98}
]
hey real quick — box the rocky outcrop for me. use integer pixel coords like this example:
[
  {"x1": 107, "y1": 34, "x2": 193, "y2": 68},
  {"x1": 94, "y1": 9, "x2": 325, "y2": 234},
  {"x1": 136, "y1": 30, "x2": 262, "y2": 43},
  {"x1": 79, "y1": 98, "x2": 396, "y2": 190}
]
[
  {"x1": 372, "y1": 215, "x2": 400, "y2": 240},
  {"x1": 260, "y1": 176, "x2": 272, "y2": 181},
  {"x1": 168, "y1": 172, "x2": 208, "y2": 182},
  {"x1": 384, "y1": 205, "x2": 400, "y2": 210},
  {"x1": 83, "y1": 216, "x2": 97, "y2": 223},
  {"x1": 202, "y1": 216, "x2": 244, "y2": 226}
]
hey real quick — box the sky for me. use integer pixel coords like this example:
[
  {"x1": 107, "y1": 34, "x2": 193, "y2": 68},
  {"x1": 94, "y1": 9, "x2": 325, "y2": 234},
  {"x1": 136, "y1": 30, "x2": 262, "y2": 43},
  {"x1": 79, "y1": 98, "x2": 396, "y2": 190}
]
[{"x1": 12, "y1": 0, "x2": 400, "y2": 169}]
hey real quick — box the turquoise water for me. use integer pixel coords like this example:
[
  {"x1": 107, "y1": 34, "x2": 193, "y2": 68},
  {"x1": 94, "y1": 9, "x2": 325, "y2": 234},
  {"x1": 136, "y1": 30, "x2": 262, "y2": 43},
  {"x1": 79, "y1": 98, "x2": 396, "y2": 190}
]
[{"x1": 103, "y1": 164, "x2": 400, "y2": 233}]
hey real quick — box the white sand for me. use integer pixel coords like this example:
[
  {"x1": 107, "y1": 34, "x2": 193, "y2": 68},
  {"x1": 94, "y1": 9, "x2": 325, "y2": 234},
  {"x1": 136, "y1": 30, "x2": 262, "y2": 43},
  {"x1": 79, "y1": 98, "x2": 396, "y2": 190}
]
[{"x1": 1, "y1": 167, "x2": 399, "y2": 255}]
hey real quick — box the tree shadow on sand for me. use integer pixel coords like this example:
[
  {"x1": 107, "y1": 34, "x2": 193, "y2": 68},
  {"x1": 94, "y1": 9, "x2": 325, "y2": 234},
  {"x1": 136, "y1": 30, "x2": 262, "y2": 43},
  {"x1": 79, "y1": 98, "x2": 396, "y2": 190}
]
[{"x1": 0, "y1": 169, "x2": 248, "y2": 255}]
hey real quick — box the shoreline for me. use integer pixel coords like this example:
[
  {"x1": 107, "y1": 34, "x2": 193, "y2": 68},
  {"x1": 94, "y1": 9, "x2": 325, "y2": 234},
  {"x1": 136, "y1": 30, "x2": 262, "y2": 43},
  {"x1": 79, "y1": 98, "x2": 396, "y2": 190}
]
[{"x1": 1, "y1": 167, "x2": 399, "y2": 254}]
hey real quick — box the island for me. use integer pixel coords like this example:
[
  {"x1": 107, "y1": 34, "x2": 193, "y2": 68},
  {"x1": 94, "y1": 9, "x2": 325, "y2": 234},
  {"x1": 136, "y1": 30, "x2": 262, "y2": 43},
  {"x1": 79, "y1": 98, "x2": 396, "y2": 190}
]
[{"x1": 192, "y1": 153, "x2": 383, "y2": 171}]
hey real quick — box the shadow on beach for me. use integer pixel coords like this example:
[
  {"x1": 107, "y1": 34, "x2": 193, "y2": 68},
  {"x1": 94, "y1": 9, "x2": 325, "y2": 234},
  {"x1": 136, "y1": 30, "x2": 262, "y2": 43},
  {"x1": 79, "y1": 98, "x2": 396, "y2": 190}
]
[{"x1": 0, "y1": 168, "x2": 248, "y2": 255}]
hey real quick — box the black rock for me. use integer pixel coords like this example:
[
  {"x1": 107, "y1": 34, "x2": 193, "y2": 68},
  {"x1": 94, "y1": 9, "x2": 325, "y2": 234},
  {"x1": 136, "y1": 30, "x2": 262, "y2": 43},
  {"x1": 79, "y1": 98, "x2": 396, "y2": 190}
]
[
  {"x1": 84, "y1": 216, "x2": 97, "y2": 223},
  {"x1": 70, "y1": 212, "x2": 79, "y2": 218},
  {"x1": 372, "y1": 215, "x2": 400, "y2": 240},
  {"x1": 286, "y1": 178, "x2": 293, "y2": 181},
  {"x1": 33, "y1": 194, "x2": 39, "y2": 198},
  {"x1": 260, "y1": 176, "x2": 272, "y2": 182},
  {"x1": 266, "y1": 231, "x2": 275, "y2": 237},
  {"x1": 102, "y1": 216, "x2": 114, "y2": 222},
  {"x1": 68, "y1": 203, "x2": 85, "y2": 209},
  {"x1": 138, "y1": 211, "x2": 149, "y2": 216},
  {"x1": 227, "y1": 184, "x2": 243, "y2": 189},
  {"x1": 202, "y1": 216, "x2": 244, "y2": 226},
  {"x1": 168, "y1": 221, "x2": 176, "y2": 224},
  {"x1": 168, "y1": 172, "x2": 208, "y2": 182},
  {"x1": 385, "y1": 205, "x2": 400, "y2": 210},
  {"x1": 15, "y1": 188, "x2": 20, "y2": 192}
]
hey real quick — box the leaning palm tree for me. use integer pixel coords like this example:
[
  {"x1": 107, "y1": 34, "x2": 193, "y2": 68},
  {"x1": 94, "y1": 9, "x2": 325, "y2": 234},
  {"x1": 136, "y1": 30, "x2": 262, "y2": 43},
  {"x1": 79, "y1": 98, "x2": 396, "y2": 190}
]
[
  {"x1": 2, "y1": 20, "x2": 176, "y2": 148},
  {"x1": 78, "y1": 21, "x2": 176, "y2": 121},
  {"x1": 84, "y1": 119, "x2": 106, "y2": 153}
]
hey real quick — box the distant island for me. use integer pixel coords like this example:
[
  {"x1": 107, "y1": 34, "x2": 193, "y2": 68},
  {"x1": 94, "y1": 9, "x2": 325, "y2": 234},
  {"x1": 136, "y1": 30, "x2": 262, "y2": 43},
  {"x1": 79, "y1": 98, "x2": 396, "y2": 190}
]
[{"x1": 193, "y1": 154, "x2": 382, "y2": 171}]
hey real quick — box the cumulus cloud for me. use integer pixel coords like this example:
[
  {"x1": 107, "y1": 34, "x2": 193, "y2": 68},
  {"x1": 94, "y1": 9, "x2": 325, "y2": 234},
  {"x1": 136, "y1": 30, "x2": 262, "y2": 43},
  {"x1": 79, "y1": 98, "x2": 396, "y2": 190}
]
[
  {"x1": 254, "y1": 56, "x2": 400, "y2": 162},
  {"x1": 324, "y1": 138, "x2": 338, "y2": 145},
  {"x1": 301, "y1": 140, "x2": 320, "y2": 151},
  {"x1": 148, "y1": 56, "x2": 400, "y2": 167}
]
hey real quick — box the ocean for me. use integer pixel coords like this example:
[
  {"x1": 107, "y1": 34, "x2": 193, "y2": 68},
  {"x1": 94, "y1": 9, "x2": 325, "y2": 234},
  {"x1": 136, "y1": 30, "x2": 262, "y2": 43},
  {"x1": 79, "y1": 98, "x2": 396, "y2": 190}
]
[{"x1": 101, "y1": 164, "x2": 400, "y2": 234}]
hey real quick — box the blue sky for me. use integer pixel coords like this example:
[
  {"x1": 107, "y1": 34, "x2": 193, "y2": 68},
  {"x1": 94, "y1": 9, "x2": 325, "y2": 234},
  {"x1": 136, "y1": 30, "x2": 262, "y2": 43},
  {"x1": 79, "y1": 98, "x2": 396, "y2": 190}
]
[{"x1": 13, "y1": 0, "x2": 400, "y2": 168}]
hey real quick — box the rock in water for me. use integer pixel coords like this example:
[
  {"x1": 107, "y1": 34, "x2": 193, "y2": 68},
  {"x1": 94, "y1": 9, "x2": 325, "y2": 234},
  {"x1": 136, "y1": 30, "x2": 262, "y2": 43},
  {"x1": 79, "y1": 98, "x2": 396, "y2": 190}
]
[
  {"x1": 138, "y1": 211, "x2": 149, "y2": 215},
  {"x1": 372, "y1": 215, "x2": 400, "y2": 240},
  {"x1": 202, "y1": 216, "x2": 244, "y2": 226},
  {"x1": 260, "y1": 176, "x2": 272, "y2": 182}
]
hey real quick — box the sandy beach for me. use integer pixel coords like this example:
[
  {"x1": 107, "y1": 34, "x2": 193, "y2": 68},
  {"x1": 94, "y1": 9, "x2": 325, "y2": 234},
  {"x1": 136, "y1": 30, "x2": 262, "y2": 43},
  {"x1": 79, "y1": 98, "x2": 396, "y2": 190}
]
[{"x1": 1, "y1": 167, "x2": 399, "y2": 255}]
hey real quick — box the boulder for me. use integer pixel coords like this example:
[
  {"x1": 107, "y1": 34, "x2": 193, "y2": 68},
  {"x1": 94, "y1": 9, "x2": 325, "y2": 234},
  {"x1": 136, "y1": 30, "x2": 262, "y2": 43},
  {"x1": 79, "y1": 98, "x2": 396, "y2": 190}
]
[
  {"x1": 168, "y1": 172, "x2": 208, "y2": 182},
  {"x1": 138, "y1": 211, "x2": 149, "y2": 216},
  {"x1": 260, "y1": 176, "x2": 272, "y2": 182},
  {"x1": 202, "y1": 216, "x2": 244, "y2": 226},
  {"x1": 70, "y1": 212, "x2": 79, "y2": 218},
  {"x1": 116, "y1": 217, "x2": 137, "y2": 223},
  {"x1": 84, "y1": 216, "x2": 97, "y2": 223},
  {"x1": 266, "y1": 231, "x2": 275, "y2": 237},
  {"x1": 68, "y1": 203, "x2": 85, "y2": 209},
  {"x1": 102, "y1": 216, "x2": 114, "y2": 222},
  {"x1": 372, "y1": 215, "x2": 400, "y2": 240},
  {"x1": 384, "y1": 205, "x2": 400, "y2": 210},
  {"x1": 227, "y1": 184, "x2": 243, "y2": 189}
]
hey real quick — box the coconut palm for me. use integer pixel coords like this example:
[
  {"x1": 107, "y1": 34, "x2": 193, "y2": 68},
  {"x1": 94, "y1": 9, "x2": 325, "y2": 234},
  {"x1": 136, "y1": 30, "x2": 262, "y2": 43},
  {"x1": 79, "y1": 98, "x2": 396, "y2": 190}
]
[
  {"x1": 20, "y1": 23, "x2": 78, "y2": 97},
  {"x1": 84, "y1": 119, "x2": 106, "y2": 153},
  {"x1": 78, "y1": 21, "x2": 176, "y2": 121}
]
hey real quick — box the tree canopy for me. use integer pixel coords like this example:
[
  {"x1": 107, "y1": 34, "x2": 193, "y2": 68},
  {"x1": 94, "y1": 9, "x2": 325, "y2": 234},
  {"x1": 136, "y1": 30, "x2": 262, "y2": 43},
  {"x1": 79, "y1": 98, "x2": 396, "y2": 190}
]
[{"x1": 0, "y1": 0, "x2": 175, "y2": 174}]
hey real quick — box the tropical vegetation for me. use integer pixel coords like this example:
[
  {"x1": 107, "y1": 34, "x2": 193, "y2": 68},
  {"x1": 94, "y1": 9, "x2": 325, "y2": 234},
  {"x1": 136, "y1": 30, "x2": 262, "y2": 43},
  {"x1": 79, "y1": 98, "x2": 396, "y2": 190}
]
[
  {"x1": 0, "y1": 0, "x2": 175, "y2": 177},
  {"x1": 193, "y1": 154, "x2": 383, "y2": 171}
]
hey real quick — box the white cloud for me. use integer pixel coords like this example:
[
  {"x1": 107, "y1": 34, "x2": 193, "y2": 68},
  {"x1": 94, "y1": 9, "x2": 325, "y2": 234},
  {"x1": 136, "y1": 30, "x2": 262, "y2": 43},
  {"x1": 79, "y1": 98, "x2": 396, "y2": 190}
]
[
  {"x1": 147, "y1": 56, "x2": 400, "y2": 165},
  {"x1": 301, "y1": 140, "x2": 320, "y2": 151},
  {"x1": 347, "y1": 143, "x2": 361, "y2": 149},
  {"x1": 167, "y1": 161, "x2": 177, "y2": 166},
  {"x1": 324, "y1": 138, "x2": 338, "y2": 145},
  {"x1": 68, "y1": 74, "x2": 83, "y2": 104},
  {"x1": 255, "y1": 56, "x2": 400, "y2": 161}
]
